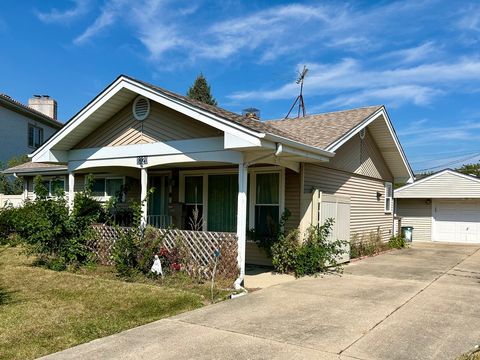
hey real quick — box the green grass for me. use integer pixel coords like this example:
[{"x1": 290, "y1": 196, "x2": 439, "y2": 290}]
[{"x1": 0, "y1": 246, "x2": 215, "y2": 360}]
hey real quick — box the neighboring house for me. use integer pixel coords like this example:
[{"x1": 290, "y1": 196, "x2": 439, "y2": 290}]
[
  {"x1": 3, "y1": 75, "x2": 413, "y2": 282},
  {"x1": 0, "y1": 94, "x2": 62, "y2": 165},
  {"x1": 395, "y1": 169, "x2": 480, "y2": 244}
]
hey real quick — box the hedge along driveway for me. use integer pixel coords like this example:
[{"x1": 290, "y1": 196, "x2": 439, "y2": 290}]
[{"x1": 0, "y1": 246, "x2": 205, "y2": 360}]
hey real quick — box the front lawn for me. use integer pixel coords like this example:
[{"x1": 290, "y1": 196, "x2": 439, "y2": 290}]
[{"x1": 0, "y1": 246, "x2": 210, "y2": 360}]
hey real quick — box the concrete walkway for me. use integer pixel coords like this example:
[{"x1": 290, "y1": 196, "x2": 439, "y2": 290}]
[{"x1": 41, "y1": 243, "x2": 480, "y2": 360}]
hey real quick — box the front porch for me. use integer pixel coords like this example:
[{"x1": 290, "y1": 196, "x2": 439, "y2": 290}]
[{"x1": 67, "y1": 160, "x2": 301, "y2": 283}]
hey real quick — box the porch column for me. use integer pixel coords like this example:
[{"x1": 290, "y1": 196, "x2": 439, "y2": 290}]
[
  {"x1": 235, "y1": 162, "x2": 248, "y2": 288},
  {"x1": 68, "y1": 172, "x2": 75, "y2": 213},
  {"x1": 140, "y1": 167, "x2": 148, "y2": 227}
]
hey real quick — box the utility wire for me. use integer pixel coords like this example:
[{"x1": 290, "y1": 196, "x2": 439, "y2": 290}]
[{"x1": 416, "y1": 152, "x2": 480, "y2": 173}]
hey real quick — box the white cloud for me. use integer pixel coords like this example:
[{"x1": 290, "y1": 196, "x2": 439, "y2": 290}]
[
  {"x1": 382, "y1": 42, "x2": 440, "y2": 64},
  {"x1": 74, "y1": 0, "x2": 128, "y2": 44},
  {"x1": 228, "y1": 57, "x2": 480, "y2": 108},
  {"x1": 36, "y1": 0, "x2": 91, "y2": 24}
]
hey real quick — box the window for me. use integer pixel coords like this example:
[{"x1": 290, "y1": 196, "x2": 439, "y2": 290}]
[
  {"x1": 184, "y1": 176, "x2": 203, "y2": 230},
  {"x1": 254, "y1": 173, "x2": 280, "y2": 237},
  {"x1": 90, "y1": 177, "x2": 124, "y2": 200},
  {"x1": 28, "y1": 124, "x2": 44, "y2": 148},
  {"x1": 38, "y1": 178, "x2": 65, "y2": 197},
  {"x1": 384, "y1": 182, "x2": 393, "y2": 213}
]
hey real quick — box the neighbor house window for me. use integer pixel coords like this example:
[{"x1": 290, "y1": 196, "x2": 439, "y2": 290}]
[
  {"x1": 254, "y1": 173, "x2": 280, "y2": 237},
  {"x1": 28, "y1": 124, "x2": 44, "y2": 148},
  {"x1": 91, "y1": 177, "x2": 124, "y2": 199},
  {"x1": 184, "y1": 176, "x2": 203, "y2": 230},
  {"x1": 39, "y1": 178, "x2": 65, "y2": 197},
  {"x1": 384, "y1": 182, "x2": 393, "y2": 213}
]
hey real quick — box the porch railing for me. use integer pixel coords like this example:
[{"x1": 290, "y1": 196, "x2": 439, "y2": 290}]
[
  {"x1": 88, "y1": 224, "x2": 238, "y2": 280},
  {"x1": 147, "y1": 215, "x2": 172, "y2": 228}
]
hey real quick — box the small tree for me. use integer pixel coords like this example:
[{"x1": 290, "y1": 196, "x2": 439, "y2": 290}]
[
  {"x1": 186, "y1": 73, "x2": 218, "y2": 106},
  {"x1": 0, "y1": 154, "x2": 29, "y2": 195}
]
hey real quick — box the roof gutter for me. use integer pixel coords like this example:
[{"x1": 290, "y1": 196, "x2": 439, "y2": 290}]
[{"x1": 262, "y1": 133, "x2": 335, "y2": 158}]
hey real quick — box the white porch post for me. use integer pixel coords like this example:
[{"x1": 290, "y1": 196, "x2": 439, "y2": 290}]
[
  {"x1": 140, "y1": 167, "x2": 148, "y2": 227},
  {"x1": 68, "y1": 172, "x2": 75, "y2": 213},
  {"x1": 235, "y1": 162, "x2": 248, "y2": 289}
]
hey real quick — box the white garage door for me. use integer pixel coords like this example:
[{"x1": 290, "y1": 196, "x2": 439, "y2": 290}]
[{"x1": 434, "y1": 200, "x2": 480, "y2": 243}]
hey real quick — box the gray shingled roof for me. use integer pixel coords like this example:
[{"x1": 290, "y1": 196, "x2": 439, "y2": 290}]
[
  {"x1": 128, "y1": 76, "x2": 381, "y2": 150},
  {"x1": 0, "y1": 94, "x2": 63, "y2": 128},
  {"x1": 127, "y1": 76, "x2": 307, "y2": 144},
  {"x1": 3, "y1": 162, "x2": 67, "y2": 174},
  {"x1": 265, "y1": 105, "x2": 383, "y2": 149}
]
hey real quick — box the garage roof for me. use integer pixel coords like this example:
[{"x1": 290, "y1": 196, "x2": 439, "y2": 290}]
[{"x1": 395, "y1": 169, "x2": 480, "y2": 198}]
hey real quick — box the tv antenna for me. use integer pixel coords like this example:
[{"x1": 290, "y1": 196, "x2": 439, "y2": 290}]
[{"x1": 285, "y1": 65, "x2": 308, "y2": 119}]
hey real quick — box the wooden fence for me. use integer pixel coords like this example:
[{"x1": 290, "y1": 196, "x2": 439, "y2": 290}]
[{"x1": 88, "y1": 224, "x2": 238, "y2": 280}]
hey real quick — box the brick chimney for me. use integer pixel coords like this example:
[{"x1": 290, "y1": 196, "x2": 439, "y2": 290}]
[{"x1": 28, "y1": 95, "x2": 57, "y2": 120}]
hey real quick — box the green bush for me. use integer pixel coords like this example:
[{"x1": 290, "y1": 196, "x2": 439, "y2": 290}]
[
  {"x1": 0, "y1": 175, "x2": 104, "y2": 268},
  {"x1": 271, "y1": 219, "x2": 347, "y2": 277},
  {"x1": 295, "y1": 219, "x2": 347, "y2": 277},
  {"x1": 388, "y1": 235, "x2": 407, "y2": 249},
  {"x1": 271, "y1": 229, "x2": 299, "y2": 273},
  {"x1": 112, "y1": 228, "x2": 140, "y2": 277}
]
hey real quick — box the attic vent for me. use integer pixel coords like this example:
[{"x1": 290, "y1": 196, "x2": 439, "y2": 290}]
[
  {"x1": 132, "y1": 96, "x2": 150, "y2": 121},
  {"x1": 359, "y1": 128, "x2": 366, "y2": 140}
]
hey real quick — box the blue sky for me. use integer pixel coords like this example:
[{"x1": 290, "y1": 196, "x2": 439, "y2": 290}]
[{"x1": 1, "y1": 0, "x2": 480, "y2": 173}]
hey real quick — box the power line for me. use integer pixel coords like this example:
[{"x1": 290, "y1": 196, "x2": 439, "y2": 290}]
[{"x1": 416, "y1": 152, "x2": 480, "y2": 173}]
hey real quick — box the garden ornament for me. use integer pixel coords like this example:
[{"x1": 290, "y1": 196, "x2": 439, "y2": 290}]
[{"x1": 151, "y1": 254, "x2": 163, "y2": 276}]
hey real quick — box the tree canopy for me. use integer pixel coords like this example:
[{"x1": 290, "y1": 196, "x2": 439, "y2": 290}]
[
  {"x1": 456, "y1": 163, "x2": 480, "y2": 177},
  {"x1": 186, "y1": 73, "x2": 217, "y2": 106}
]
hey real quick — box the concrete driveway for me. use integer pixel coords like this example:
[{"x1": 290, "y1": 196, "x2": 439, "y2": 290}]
[{"x1": 41, "y1": 243, "x2": 480, "y2": 360}]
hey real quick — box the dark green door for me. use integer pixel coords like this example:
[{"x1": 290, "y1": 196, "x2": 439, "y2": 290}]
[
  {"x1": 148, "y1": 175, "x2": 169, "y2": 227},
  {"x1": 207, "y1": 174, "x2": 238, "y2": 232}
]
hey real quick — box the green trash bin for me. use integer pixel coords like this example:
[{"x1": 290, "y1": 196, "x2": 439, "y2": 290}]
[{"x1": 401, "y1": 226, "x2": 414, "y2": 242}]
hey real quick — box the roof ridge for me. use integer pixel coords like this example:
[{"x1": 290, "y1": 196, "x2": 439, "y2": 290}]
[
  {"x1": 265, "y1": 105, "x2": 383, "y2": 123},
  {"x1": 121, "y1": 74, "x2": 303, "y2": 142}
]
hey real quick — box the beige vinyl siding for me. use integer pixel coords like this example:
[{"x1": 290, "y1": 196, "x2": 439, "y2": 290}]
[
  {"x1": 396, "y1": 199, "x2": 432, "y2": 241},
  {"x1": 326, "y1": 129, "x2": 393, "y2": 181},
  {"x1": 246, "y1": 241, "x2": 272, "y2": 266},
  {"x1": 74, "y1": 101, "x2": 220, "y2": 149},
  {"x1": 395, "y1": 172, "x2": 480, "y2": 198},
  {"x1": 284, "y1": 169, "x2": 301, "y2": 231},
  {"x1": 304, "y1": 164, "x2": 393, "y2": 241},
  {"x1": 73, "y1": 174, "x2": 85, "y2": 193}
]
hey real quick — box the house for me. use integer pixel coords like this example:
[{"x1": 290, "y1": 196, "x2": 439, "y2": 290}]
[
  {"x1": 395, "y1": 169, "x2": 480, "y2": 243},
  {"x1": 0, "y1": 94, "x2": 62, "y2": 165},
  {"x1": 3, "y1": 75, "x2": 413, "y2": 285}
]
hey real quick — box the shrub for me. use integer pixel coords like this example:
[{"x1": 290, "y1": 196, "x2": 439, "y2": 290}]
[
  {"x1": 136, "y1": 226, "x2": 164, "y2": 274},
  {"x1": 271, "y1": 219, "x2": 347, "y2": 277},
  {"x1": 0, "y1": 175, "x2": 104, "y2": 268},
  {"x1": 271, "y1": 229, "x2": 299, "y2": 273},
  {"x1": 388, "y1": 235, "x2": 407, "y2": 249},
  {"x1": 112, "y1": 228, "x2": 140, "y2": 277},
  {"x1": 295, "y1": 219, "x2": 347, "y2": 277},
  {"x1": 350, "y1": 231, "x2": 395, "y2": 259}
]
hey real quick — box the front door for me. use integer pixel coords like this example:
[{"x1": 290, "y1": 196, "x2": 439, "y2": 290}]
[
  {"x1": 148, "y1": 175, "x2": 170, "y2": 228},
  {"x1": 207, "y1": 174, "x2": 238, "y2": 232}
]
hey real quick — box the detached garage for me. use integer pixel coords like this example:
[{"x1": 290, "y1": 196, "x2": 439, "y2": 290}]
[{"x1": 395, "y1": 169, "x2": 480, "y2": 243}]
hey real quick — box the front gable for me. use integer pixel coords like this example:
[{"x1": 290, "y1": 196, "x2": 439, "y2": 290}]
[
  {"x1": 395, "y1": 170, "x2": 480, "y2": 198},
  {"x1": 327, "y1": 128, "x2": 393, "y2": 181},
  {"x1": 74, "y1": 100, "x2": 221, "y2": 149}
]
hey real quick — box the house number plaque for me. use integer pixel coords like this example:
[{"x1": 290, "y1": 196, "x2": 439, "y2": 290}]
[{"x1": 137, "y1": 156, "x2": 148, "y2": 166}]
